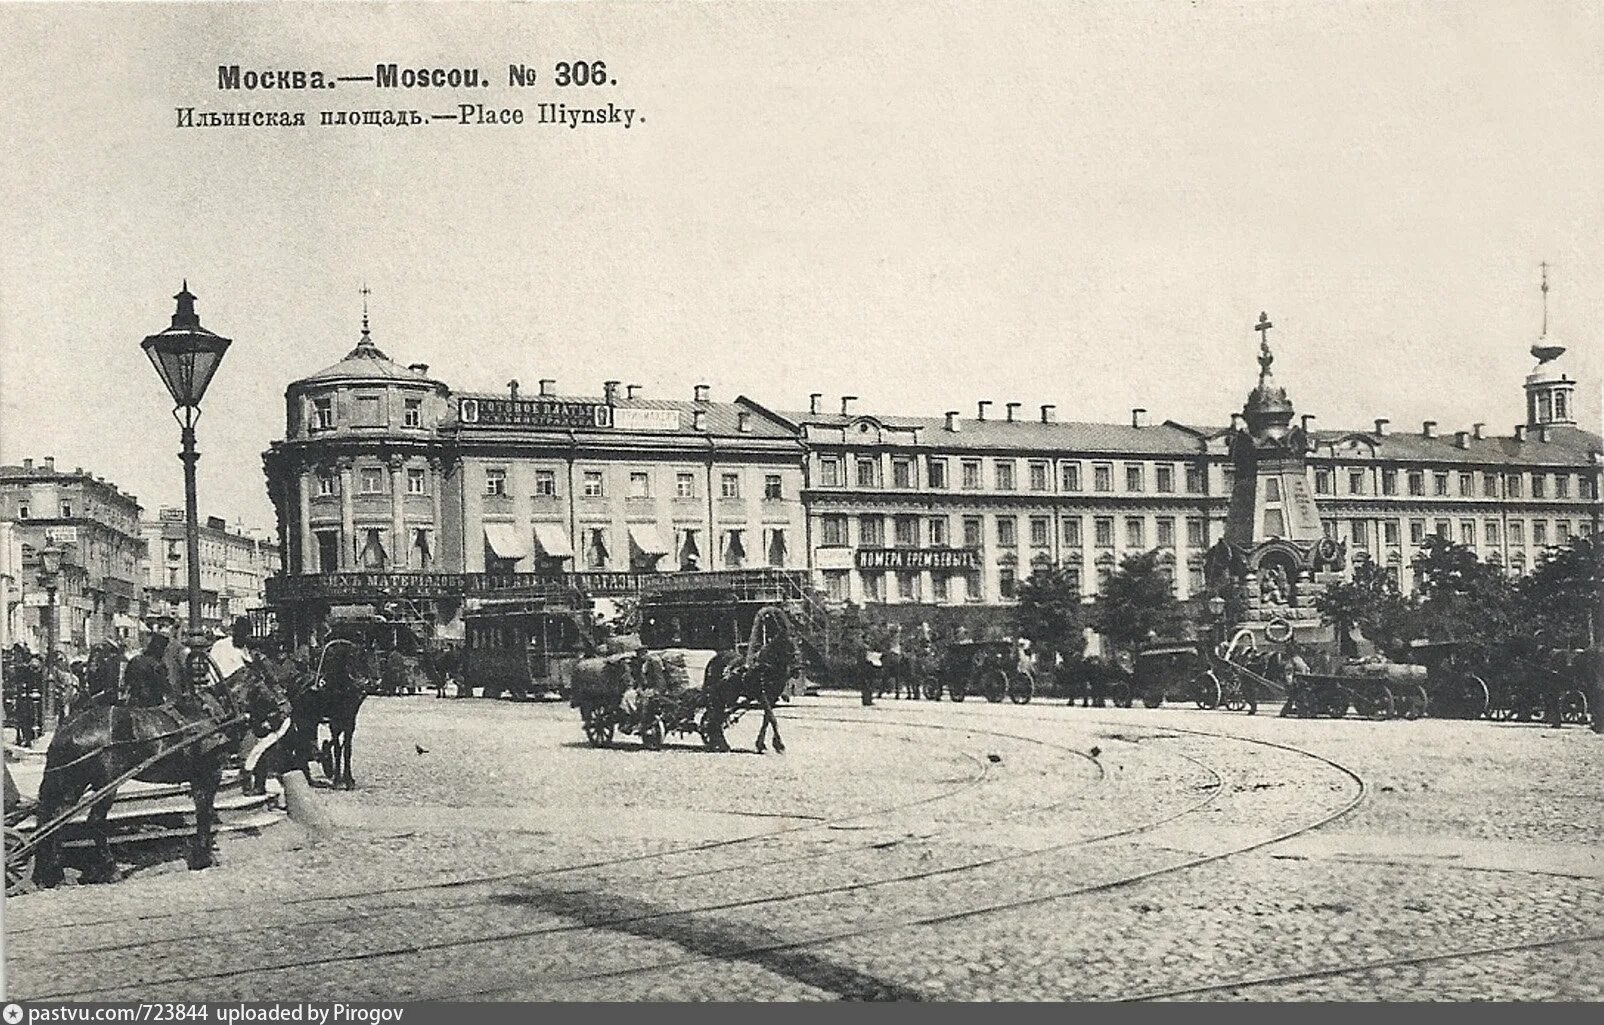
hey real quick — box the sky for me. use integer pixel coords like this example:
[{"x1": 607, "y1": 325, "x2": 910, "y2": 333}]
[{"x1": 1, "y1": 1, "x2": 1600, "y2": 531}]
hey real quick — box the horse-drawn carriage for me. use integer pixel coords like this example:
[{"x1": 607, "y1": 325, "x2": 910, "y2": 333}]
[
  {"x1": 924, "y1": 640, "x2": 1034, "y2": 704},
  {"x1": 1483, "y1": 644, "x2": 1596, "y2": 725},
  {"x1": 1288, "y1": 659, "x2": 1430, "y2": 720}
]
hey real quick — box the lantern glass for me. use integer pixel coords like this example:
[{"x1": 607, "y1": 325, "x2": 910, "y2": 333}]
[
  {"x1": 142, "y1": 332, "x2": 230, "y2": 408},
  {"x1": 1208, "y1": 596, "x2": 1226, "y2": 617}
]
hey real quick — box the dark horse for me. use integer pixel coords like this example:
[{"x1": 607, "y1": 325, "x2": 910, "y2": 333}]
[
  {"x1": 281, "y1": 640, "x2": 378, "y2": 790},
  {"x1": 703, "y1": 606, "x2": 800, "y2": 754},
  {"x1": 31, "y1": 660, "x2": 290, "y2": 887}
]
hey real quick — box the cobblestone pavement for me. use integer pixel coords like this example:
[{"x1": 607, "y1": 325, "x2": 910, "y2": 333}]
[{"x1": 5, "y1": 693, "x2": 1601, "y2": 1000}]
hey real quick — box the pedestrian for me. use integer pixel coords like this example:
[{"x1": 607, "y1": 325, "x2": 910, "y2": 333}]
[
  {"x1": 210, "y1": 616, "x2": 254, "y2": 682},
  {"x1": 1279, "y1": 642, "x2": 1311, "y2": 717},
  {"x1": 125, "y1": 634, "x2": 172, "y2": 707}
]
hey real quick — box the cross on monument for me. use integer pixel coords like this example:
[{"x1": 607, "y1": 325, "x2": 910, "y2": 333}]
[{"x1": 1255, "y1": 311, "x2": 1273, "y2": 345}]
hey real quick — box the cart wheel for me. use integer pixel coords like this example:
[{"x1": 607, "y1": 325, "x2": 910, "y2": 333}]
[
  {"x1": 1489, "y1": 699, "x2": 1518, "y2": 722},
  {"x1": 949, "y1": 679, "x2": 967, "y2": 702},
  {"x1": 1008, "y1": 671, "x2": 1034, "y2": 705},
  {"x1": 1362, "y1": 685, "x2": 1396, "y2": 721},
  {"x1": 1192, "y1": 671, "x2": 1222, "y2": 710},
  {"x1": 698, "y1": 709, "x2": 730, "y2": 751},
  {"x1": 640, "y1": 716, "x2": 665, "y2": 750},
  {"x1": 5, "y1": 826, "x2": 34, "y2": 897},
  {"x1": 1322, "y1": 688, "x2": 1350, "y2": 718},
  {"x1": 584, "y1": 713, "x2": 615, "y2": 748},
  {"x1": 1399, "y1": 684, "x2": 1429, "y2": 721},
  {"x1": 1461, "y1": 675, "x2": 1490, "y2": 720},
  {"x1": 1523, "y1": 695, "x2": 1547, "y2": 723},
  {"x1": 1140, "y1": 687, "x2": 1164, "y2": 709},
  {"x1": 1560, "y1": 690, "x2": 1588, "y2": 725},
  {"x1": 1112, "y1": 681, "x2": 1134, "y2": 709},
  {"x1": 981, "y1": 670, "x2": 1008, "y2": 703},
  {"x1": 922, "y1": 679, "x2": 944, "y2": 701},
  {"x1": 1224, "y1": 692, "x2": 1247, "y2": 712}
]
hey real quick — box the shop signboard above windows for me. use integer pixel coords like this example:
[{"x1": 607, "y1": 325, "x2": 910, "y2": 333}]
[
  {"x1": 854, "y1": 548, "x2": 980, "y2": 571},
  {"x1": 457, "y1": 398, "x2": 686, "y2": 432}
]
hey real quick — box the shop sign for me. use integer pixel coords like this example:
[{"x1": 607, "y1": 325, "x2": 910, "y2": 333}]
[
  {"x1": 458, "y1": 397, "x2": 611, "y2": 429},
  {"x1": 854, "y1": 548, "x2": 980, "y2": 571}
]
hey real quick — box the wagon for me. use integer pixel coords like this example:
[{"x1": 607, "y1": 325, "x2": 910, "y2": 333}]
[
  {"x1": 1288, "y1": 660, "x2": 1429, "y2": 721},
  {"x1": 1405, "y1": 640, "x2": 1491, "y2": 720},
  {"x1": 1131, "y1": 641, "x2": 1238, "y2": 710},
  {"x1": 570, "y1": 652, "x2": 724, "y2": 749},
  {"x1": 1485, "y1": 646, "x2": 1595, "y2": 725},
  {"x1": 933, "y1": 640, "x2": 1034, "y2": 704}
]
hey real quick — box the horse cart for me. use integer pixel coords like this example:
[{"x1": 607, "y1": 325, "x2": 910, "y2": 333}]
[
  {"x1": 1286, "y1": 659, "x2": 1430, "y2": 720},
  {"x1": 1483, "y1": 646, "x2": 1596, "y2": 725},
  {"x1": 929, "y1": 640, "x2": 1034, "y2": 704},
  {"x1": 570, "y1": 652, "x2": 720, "y2": 750}
]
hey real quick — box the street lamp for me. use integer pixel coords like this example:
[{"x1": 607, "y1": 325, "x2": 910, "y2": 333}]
[
  {"x1": 142, "y1": 283, "x2": 231, "y2": 663},
  {"x1": 38, "y1": 544, "x2": 63, "y2": 722},
  {"x1": 1207, "y1": 594, "x2": 1227, "y2": 649}
]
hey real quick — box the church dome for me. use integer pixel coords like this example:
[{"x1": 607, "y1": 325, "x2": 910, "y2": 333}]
[{"x1": 293, "y1": 310, "x2": 438, "y2": 387}]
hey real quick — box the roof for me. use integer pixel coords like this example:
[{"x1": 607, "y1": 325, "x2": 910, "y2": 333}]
[
  {"x1": 1312, "y1": 424, "x2": 1601, "y2": 467},
  {"x1": 452, "y1": 392, "x2": 799, "y2": 440},
  {"x1": 294, "y1": 323, "x2": 437, "y2": 386},
  {"x1": 781, "y1": 411, "x2": 1210, "y2": 455}
]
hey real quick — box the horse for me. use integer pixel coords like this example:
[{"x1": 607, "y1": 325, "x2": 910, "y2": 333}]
[
  {"x1": 703, "y1": 606, "x2": 800, "y2": 754},
  {"x1": 280, "y1": 640, "x2": 378, "y2": 791},
  {"x1": 30, "y1": 659, "x2": 290, "y2": 887}
]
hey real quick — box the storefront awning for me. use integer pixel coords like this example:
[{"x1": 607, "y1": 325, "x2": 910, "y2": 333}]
[
  {"x1": 628, "y1": 524, "x2": 671, "y2": 556},
  {"x1": 484, "y1": 523, "x2": 528, "y2": 559},
  {"x1": 532, "y1": 522, "x2": 573, "y2": 559}
]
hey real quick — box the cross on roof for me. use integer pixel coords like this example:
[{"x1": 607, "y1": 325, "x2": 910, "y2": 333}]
[{"x1": 1255, "y1": 311, "x2": 1273, "y2": 344}]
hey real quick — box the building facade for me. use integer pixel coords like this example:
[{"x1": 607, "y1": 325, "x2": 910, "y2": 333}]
[
  {"x1": 0, "y1": 458, "x2": 146, "y2": 655},
  {"x1": 141, "y1": 509, "x2": 280, "y2": 634}
]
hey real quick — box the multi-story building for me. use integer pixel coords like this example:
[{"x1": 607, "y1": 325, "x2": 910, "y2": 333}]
[
  {"x1": 0, "y1": 458, "x2": 146, "y2": 655},
  {"x1": 141, "y1": 509, "x2": 281, "y2": 634}
]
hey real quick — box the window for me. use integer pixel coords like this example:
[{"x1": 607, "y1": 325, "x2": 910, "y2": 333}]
[
  {"x1": 1029, "y1": 461, "x2": 1049, "y2": 491},
  {"x1": 1555, "y1": 519, "x2": 1571, "y2": 543},
  {"x1": 629, "y1": 471, "x2": 652, "y2": 499},
  {"x1": 316, "y1": 473, "x2": 336, "y2": 497},
  {"x1": 824, "y1": 570, "x2": 849, "y2": 601},
  {"x1": 821, "y1": 515, "x2": 848, "y2": 547},
  {"x1": 1323, "y1": 520, "x2": 1338, "y2": 540},
  {"x1": 766, "y1": 528, "x2": 788, "y2": 567},
  {"x1": 1125, "y1": 463, "x2": 1145, "y2": 492},
  {"x1": 894, "y1": 516, "x2": 919, "y2": 547},
  {"x1": 1156, "y1": 465, "x2": 1174, "y2": 493},
  {"x1": 354, "y1": 395, "x2": 382, "y2": 426},
  {"x1": 1156, "y1": 517, "x2": 1175, "y2": 549},
  {"x1": 1094, "y1": 517, "x2": 1114, "y2": 548},
  {"x1": 1266, "y1": 477, "x2": 1283, "y2": 502},
  {"x1": 1408, "y1": 471, "x2": 1425, "y2": 496},
  {"x1": 411, "y1": 528, "x2": 432, "y2": 569},
  {"x1": 1533, "y1": 521, "x2": 1548, "y2": 546},
  {"x1": 892, "y1": 457, "x2": 915, "y2": 489},
  {"x1": 316, "y1": 531, "x2": 339, "y2": 572},
  {"x1": 1410, "y1": 520, "x2": 1426, "y2": 544},
  {"x1": 1532, "y1": 473, "x2": 1548, "y2": 499},
  {"x1": 1382, "y1": 469, "x2": 1398, "y2": 496},
  {"x1": 1349, "y1": 470, "x2": 1366, "y2": 495},
  {"x1": 927, "y1": 458, "x2": 948, "y2": 489},
  {"x1": 998, "y1": 568, "x2": 1017, "y2": 600},
  {"x1": 1062, "y1": 462, "x2": 1082, "y2": 491},
  {"x1": 358, "y1": 528, "x2": 387, "y2": 569},
  {"x1": 16, "y1": 504, "x2": 26, "y2": 519},
  {"x1": 1030, "y1": 517, "x2": 1050, "y2": 548},
  {"x1": 582, "y1": 471, "x2": 604, "y2": 498},
  {"x1": 1188, "y1": 565, "x2": 1205, "y2": 593},
  {"x1": 897, "y1": 571, "x2": 919, "y2": 602},
  {"x1": 1555, "y1": 474, "x2": 1570, "y2": 499},
  {"x1": 928, "y1": 517, "x2": 949, "y2": 546},
  {"x1": 59, "y1": 502, "x2": 71, "y2": 518},
  {"x1": 1066, "y1": 567, "x2": 1083, "y2": 595},
  {"x1": 311, "y1": 397, "x2": 334, "y2": 431},
  {"x1": 1062, "y1": 517, "x2": 1082, "y2": 547},
  {"x1": 1506, "y1": 474, "x2": 1523, "y2": 498},
  {"x1": 1580, "y1": 521, "x2": 1593, "y2": 538},
  {"x1": 535, "y1": 469, "x2": 557, "y2": 497},
  {"x1": 1185, "y1": 464, "x2": 1202, "y2": 494},
  {"x1": 856, "y1": 458, "x2": 879, "y2": 488},
  {"x1": 764, "y1": 474, "x2": 783, "y2": 500},
  {"x1": 1348, "y1": 521, "x2": 1367, "y2": 549},
  {"x1": 1483, "y1": 474, "x2": 1499, "y2": 498},
  {"x1": 362, "y1": 467, "x2": 386, "y2": 494},
  {"x1": 406, "y1": 468, "x2": 426, "y2": 495},
  {"x1": 860, "y1": 515, "x2": 885, "y2": 547},
  {"x1": 1484, "y1": 521, "x2": 1500, "y2": 546},
  {"x1": 403, "y1": 398, "x2": 422, "y2": 428},
  {"x1": 996, "y1": 517, "x2": 1017, "y2": 548},
  {"x1": 819, "y1": 457, "x2": 842, "y2": 487},
  {"x1": 672, "y1": 472, "x2": 695, "y2": 499},
  {"x1": 720, "y1": 473, "x2": 740, "y2": 499},
  {"x1": 1434, "y1": 473, "x2": 1449, "y2": 497},
  {"x1": 931, "y1": 574, "x2": 949, "y2": 602},
  {"x1": 584, "y1": 527, "x2": 610, "y2": 570},
  {"x1": 1093, "y1": 463, "x2": 1112, "y2": 492},
  {"x1": 963, "y1": 517, "x2": 983, "y2": 549},
  {"x1": 1458, "y1": 472, "x2": 1473, "y2": 497},
  {"x1": 1314, "y1": 469, "x2": 1332, "y2": 495},
  {"x1": 994, "y1": 460, "x2": 1016, "y2": 491},
  {"x1": 1125, "y1": 517, "x2": 1145, "y2": 548},
  {"x1": 1186, "y1": 517, "x2": 1205, "y2": 548},
  {"x1": 1434, "y1": 520, "x2": 1450, "y2": 539},
  {"x1": 861, "y1": 570, "x2": 885, "y2": 603},
  {"x1": 1509, "y1": 521, "x2": 1524, "y2": 545},
  {"x1": 677, "y1": 528, "x2": 702, "y2": 570},
  {"x1": 1383, "y1": 521, "x2": 1400, "y2": 546},
  {"x1": 961, "y1": 460, "x2": 982, "y2": 490}
]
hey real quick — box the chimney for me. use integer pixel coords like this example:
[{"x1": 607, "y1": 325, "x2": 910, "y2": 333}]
[
  {"x1": 1131, "y1": 408, "x2": 1148, "y2": 428},
  {"x1": 1472, "y1": 422, "x2": 1485, "y2": 440},
  {"x1": 507, "y1": 379, "x2": 520, "y2": 400},
  {"x1": 1301, "y1": 414, "x2": 1317, "y2": 434},
  {"x1": 840, "y1": 395, "x2": 857, "y2": 415},
  {"x1": 944, "y1": 411, "x2": 961, "y2": 432},
  {"x1": 42, "y1": 457, "x2": 54, "y2": 472},
  {"x1": 737, "y1": 411, "x2": 752, "y2": 433},
  {"x1": 626, "y1": 384, "x2": 642, "y2": 399},
  {"x1": 1229, "y1": 413, "x2": 1244, "y2": 432},
  {"x1": 694, "y1": 383, "x2": 710, "y2": 403},
  {"x1": 1538, "y1": 424, "x2": 1551, "y2": 443},
  {"x1": 808, "y1": 393, "x2": 821, "y2": 415},
  {"x1": 603, "y1": 380, "x2": 621, "y2": 403},
  {"x1": 977, "y1": 400, "x2": 992, "y2": 421},
  {"x1": 1514, "y1": 425, "x2": 1527, "y2": 442},
  {"x1": 409, "y1": 363, "x2": 429, "y2": 376},
  {"x1": 692, "y1": 409, "x2": 708, "y2": 431},
  {"x1": 1005, "y1": 401, "x2": 1021, "y2": 423},
  {"x1": 21, "y1": 458, "x2": 31, "y2": 470},
  {"x1": 1421, "y1": 420, "x2": 1437, "y2": 438},
  {"x1": 1455, "y1": 430, "x2": 1470, "y2": 449},
  {"x1": 538, "y1": 378, "x2": 556, "y2": 397},
  {"x1": 1374, "y1": 418, "x2": 1390, "y2": 436},
  {"x1": 1040, "y1": 404, "x2": 1057, "y2": 423}
]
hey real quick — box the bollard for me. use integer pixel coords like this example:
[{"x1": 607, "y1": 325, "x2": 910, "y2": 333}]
[{"x1": 278, "y1": 769, "x2": 336, "y2": 838}]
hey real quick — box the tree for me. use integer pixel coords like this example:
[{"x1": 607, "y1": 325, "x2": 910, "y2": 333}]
[
  {"x1": 1014, "y1": 565, "x2": 1088, "y2": 663},
  {"x1": 1315, "y1": 556, "x2": 1410, "y2": 657},
  {"x1": 1407, "y1": 536, "x2": 1519, "y2": 669},
  {"x1": 1090, "y1": 550, "x2": 1185, "y2": 655},
  {"x1": 1519, "y1": 535, "x2": 1603, "y2": 649}
]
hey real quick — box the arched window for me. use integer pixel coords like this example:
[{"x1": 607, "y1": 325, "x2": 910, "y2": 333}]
[{"x1": 1554, "y1": 390, "x2": 1568, "y2": 420}]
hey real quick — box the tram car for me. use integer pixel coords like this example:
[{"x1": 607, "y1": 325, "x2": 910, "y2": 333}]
[{"x1": 325, "y1": 608, "x2": 440, "y2": 696}]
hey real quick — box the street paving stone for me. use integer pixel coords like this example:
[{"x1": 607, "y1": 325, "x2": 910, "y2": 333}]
[{"x1": 5, "y1": 693, "x2": 1600, "y2": 1000}]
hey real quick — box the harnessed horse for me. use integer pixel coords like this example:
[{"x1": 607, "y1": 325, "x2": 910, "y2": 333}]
[
  {"x1": 703, "y1": 606, "x2": 800, "y2": 754},
  {"x1": 280, "y1": 640, "x2": 378, "y2": 790}
]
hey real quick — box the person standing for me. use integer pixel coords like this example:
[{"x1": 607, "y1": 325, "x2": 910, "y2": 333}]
[
  {"x1": 210, "y1": 616, "x2": 254, "y2": 682},
  {"x1": 125, "y1": 634, "x2": 172, "y2": 707}
]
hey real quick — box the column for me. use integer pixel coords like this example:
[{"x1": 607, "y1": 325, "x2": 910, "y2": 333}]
[
  {"x1": 389, "y1": 455, "x2": 407, "y2": 569},
  {"x1": 298, "y1": 463, "x2": 316, "y2": 573},
  {"x1": 428, "y1": 456, "x2": 445, "y2": 571},
  {"x1": 337, "y1": 457, "x2": 356, "y2": 570}
]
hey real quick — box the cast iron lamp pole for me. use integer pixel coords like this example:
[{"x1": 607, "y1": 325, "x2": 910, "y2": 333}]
[
  {"x1": 39, "y1": 544, "x2": 62, "y2": 722},
  {"x1": 141, "y1": 283, "x2": 231, "y2": 666}
]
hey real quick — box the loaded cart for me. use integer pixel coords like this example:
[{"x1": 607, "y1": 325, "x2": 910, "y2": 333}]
[{"x1": 569, "y1": 651, "x2": 722, "y2": 750}]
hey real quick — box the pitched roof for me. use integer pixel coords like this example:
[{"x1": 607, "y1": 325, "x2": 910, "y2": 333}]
[
  {"x1": 1312, "y1": 424, "x2": 1602, "y2": 467},
  {"x1": 295, "y1": 328, "x2": 435, "y2": 385},
  {"x1": 780, "y1": 411, "x2": 1209, "y2": 455}
]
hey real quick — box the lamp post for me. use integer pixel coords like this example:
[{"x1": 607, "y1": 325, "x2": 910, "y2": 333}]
[
  {"x1": 1207, "y1": 594, "x2": 1227, "y2": 651},
  {"x1": 141, "y1": 283, "x2": 231, "y2": 666},
  {"x1": 39, "y1": 544, "x2": 63, "y2": 722}
]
